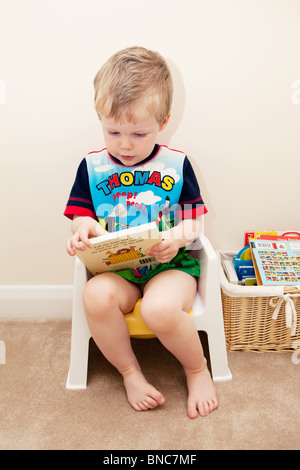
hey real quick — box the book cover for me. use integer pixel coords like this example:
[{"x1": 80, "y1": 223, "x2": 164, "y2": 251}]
[
  {"x1": 244, "y1": 231, "x2": 278, "y2": 246},
  {"x1": 249, "y1": 238, "x2": 300, "y2": 286},
  {"x1": 75, "y1": 222, "x2": 161, "y2": 276},
  {"x1": 244, "y1": 230, "x2": 300, "y2": 246},
  {"x1": 233, "y1": 246, "x2": 257, "y2": 285},
  {"x1": 256, "y1": 234, "x2": 300, "y2": 241}
]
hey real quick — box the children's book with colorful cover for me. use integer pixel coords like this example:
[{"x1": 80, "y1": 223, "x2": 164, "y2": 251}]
[
  {"x1": 244, "y1": 230, "x2": 300, "y2": 246},
  {"x1": 75, "y1": 222, "x2": 161, "y2": 276},
  {"x1": 249, "y1": 238, "x2": 300, "y2": 286}
]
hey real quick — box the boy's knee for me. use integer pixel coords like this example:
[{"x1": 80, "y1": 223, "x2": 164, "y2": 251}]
[
  {"x1": 140, "y1": 297, "x2": 178, "y2": 334},
  {"x1": 83, "y1": 274, "x2": 118, "y2": 318}
]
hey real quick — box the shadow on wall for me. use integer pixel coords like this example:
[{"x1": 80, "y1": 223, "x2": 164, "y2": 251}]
[
  {"x1": 157, "y1": 56, "x2": 215, "y2": 246},
  {"x1": 160, "y1": 57, "x2": 186, "y2": 145}
]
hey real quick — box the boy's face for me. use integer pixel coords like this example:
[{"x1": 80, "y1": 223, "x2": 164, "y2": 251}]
[{"x1": 101, "y1": 115, "x2": 169, "y2": 166}]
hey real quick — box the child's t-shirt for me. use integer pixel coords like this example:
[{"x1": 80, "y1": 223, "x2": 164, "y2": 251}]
[{"x1": 64, "y1": 144, "x2": 207, "y2": 283}]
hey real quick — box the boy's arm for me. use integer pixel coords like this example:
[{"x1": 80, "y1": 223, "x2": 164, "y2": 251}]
[
  {"x1": 147, "y1": 217, "x2": 202, "y2": 263},
  {"x1": 66, "y1": 216, "x2": 107, "y2": 256},
  {"x1": 170, "y1": 217, "x2": 202, "y2": 248}
]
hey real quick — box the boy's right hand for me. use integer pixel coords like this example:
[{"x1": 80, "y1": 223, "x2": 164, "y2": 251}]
[{"x1": 66, "y1": 216, "x2": 107, "y2": 256}]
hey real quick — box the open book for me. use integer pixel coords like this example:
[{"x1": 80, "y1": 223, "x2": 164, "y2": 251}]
[{"x1": 75, "y1": 222, "x2": 161, "y2": 276}]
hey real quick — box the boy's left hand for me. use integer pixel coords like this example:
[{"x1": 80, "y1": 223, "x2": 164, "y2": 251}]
[{"x1": 147, "y1": 230, "x2": 180, "y2": 263}]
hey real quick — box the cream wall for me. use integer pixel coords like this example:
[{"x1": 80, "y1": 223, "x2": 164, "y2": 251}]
[{"x1": 1, "y1": 0, "x2": 299, "y2": 286}]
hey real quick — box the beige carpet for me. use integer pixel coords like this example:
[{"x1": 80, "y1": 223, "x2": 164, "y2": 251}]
[{"x1": 0, "y1": 319, "x2": 299, "y2": 450}]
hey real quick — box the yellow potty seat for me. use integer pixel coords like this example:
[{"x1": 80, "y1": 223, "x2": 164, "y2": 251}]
[{"x1": 125, "y1": 299, "x2": 193, "y2": 339}]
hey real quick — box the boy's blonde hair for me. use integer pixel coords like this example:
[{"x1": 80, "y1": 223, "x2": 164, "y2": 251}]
[{"x1": 94, "y1": 46, "x2": 173, "y2": 125}]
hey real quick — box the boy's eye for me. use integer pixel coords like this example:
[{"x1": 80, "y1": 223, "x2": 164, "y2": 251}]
[
  {"x1": 134, "y1": 133, "x2": 146, "y2": 138},
  {"x1": 108, "y1": 131, "x2": 120, "y2": 136}
]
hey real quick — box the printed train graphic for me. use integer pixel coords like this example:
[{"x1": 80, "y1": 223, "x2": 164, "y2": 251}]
[{"x1": 105, "y1": 246, "x2": 144, "y2": 266}]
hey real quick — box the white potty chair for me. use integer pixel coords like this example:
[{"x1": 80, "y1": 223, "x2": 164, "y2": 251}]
[{"x1": 66, "y1": 232, "x2": 232, "y2": 389}]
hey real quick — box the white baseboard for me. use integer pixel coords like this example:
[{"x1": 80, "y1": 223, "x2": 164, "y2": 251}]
[{"x1": 0, "y1": 285, "x2": 73, "y2": 318}]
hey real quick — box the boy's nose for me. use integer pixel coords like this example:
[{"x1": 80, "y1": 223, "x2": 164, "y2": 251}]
[{"x1": 120, "y1": 137, "x2": 133, "y2": 150}]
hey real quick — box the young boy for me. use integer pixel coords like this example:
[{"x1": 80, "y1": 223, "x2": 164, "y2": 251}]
[{"x1": 64, "y1": 46, "x2": 218, "y2": 418}]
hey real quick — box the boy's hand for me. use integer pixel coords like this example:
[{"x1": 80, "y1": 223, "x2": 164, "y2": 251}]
[
  {"x1": 146, "y1": 218, "x2": 202, "y2": 263},
  {"x1": 147, "y1": 230, "x2": 180, "y2": 263},
  {"x1": 66, "y1": 217, "x2": 107, "y2": 256}
]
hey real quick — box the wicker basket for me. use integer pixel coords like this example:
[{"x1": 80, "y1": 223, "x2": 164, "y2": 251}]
[{"x1": 218, "y1": 251, "x2": 300, "y2": 352}]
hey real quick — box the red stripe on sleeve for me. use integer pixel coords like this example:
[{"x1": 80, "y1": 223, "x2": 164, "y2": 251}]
[
  {"x1": 63, "y1": 206, "x2": 97, "y2": 221},
  {"x1": 177, "y1": 205, "x2": 208, "y2": 219}
]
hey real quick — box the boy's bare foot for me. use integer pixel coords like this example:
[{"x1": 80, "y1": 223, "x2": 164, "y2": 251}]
[
  {"x1": 122, "y1": 369, "x2": 165, "y2": 411},
  {"x1": 185, "y1": 367, "x2": 218, "y2": 418}
]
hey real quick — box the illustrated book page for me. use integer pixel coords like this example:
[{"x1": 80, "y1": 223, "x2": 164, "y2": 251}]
[{"x1": 75, "y1": 222, "x2": 161, "y2": 276}]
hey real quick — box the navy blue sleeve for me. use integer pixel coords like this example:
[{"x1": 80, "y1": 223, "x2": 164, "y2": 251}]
[
  {"x1": 64, "y1": 158, "x2": 97, "y2": 220},
  {"x1": 178, "y1": 157, "x2": 207, "y2": 219}
]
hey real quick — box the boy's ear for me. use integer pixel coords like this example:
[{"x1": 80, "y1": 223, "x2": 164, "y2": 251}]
[{"x1": 159, "y1": 114, "x2": 171, "y2": 131}]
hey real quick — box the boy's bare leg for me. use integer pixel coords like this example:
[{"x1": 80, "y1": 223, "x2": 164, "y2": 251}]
[
  {"x1": 140, "y1": 270, "x2": 218, "y2": 418},
  {"x1": 83, "y1": 273, "x2": 165, "y2": 411}
]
